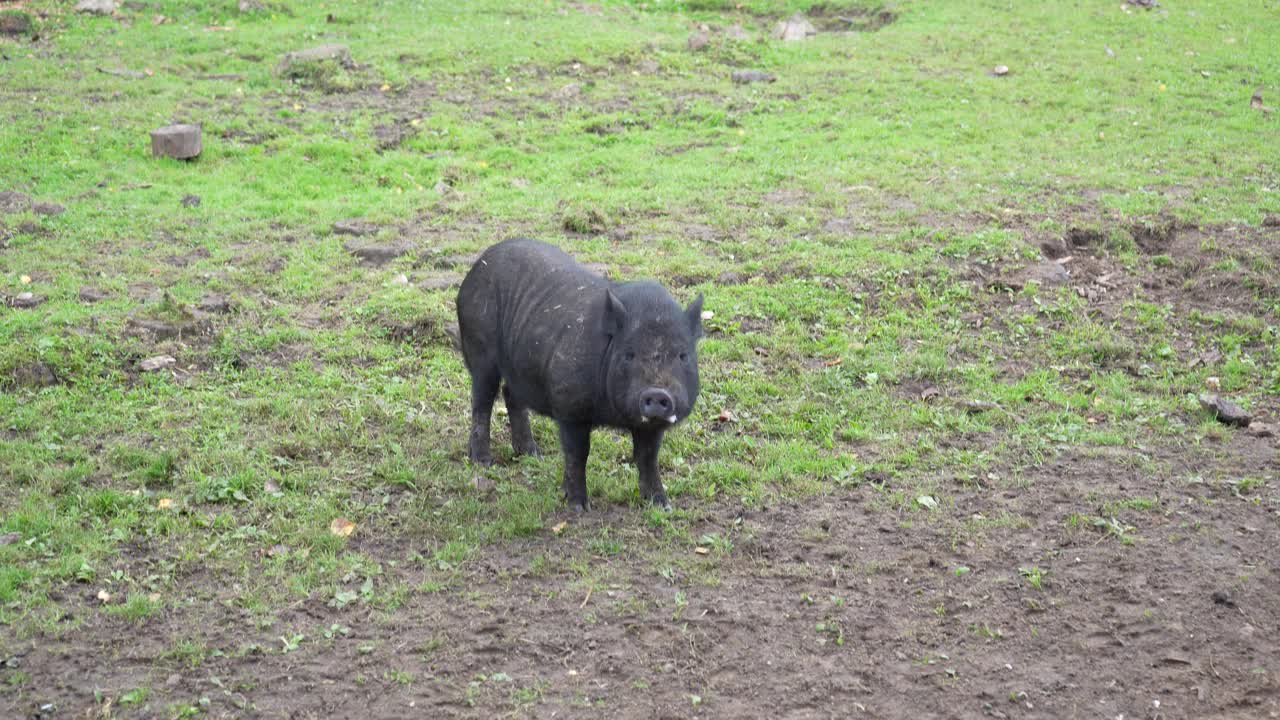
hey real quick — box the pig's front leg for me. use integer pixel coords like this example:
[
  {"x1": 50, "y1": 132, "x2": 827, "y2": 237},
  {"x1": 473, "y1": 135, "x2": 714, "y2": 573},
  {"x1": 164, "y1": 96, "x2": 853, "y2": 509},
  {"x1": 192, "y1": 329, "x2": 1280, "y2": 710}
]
[
  {"x1": 558, "y1": 421, "x2": 591, "y2": 512},
  {"x1": 632, "y1": 429, "x2": 671, "y2": 510}
]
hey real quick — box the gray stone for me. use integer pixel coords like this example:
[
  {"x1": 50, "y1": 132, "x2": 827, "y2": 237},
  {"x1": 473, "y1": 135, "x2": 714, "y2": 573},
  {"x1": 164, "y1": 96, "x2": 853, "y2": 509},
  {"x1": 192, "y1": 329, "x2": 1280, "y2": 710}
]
[
  {"x1": 33, "y1": 202, "x2": 65, "y2": 216},
  {"x1": 180, "y1": 195, "x2": 201, "y2": 208},
  {"x1": 0, "y1": 191, "x2": 31, "y2": 214},
  {"x1": 332, "y1": 219, "x2": 377, "y2": 236},
  {"x1": 10, "y1": 292, "x2": 46, "y2": 309},
  {"x1": 732, "y1": 70, "x2": 776, "y2": 84},
  {"x1": 345, "y1": 240, "x2": 413, "y2": 266},
  {"x1": 1009, "y1": 261, "x2": 1069, "y2": 289},
  {"x1": 150, "y1": 124, "x2": 202, "y2": 160},
  {"x1": 79, "y1": 287, "x2": 109, "y2": 303},
  {"x1": 772, "y1": 12, "x2": 816, "y2": 41},
  {"x1": 277, "y1": 45, "x2": 354, "y2": 75},
  {"x1": 75, "y1": 0, "x2": 118, "y2": 15},
  {"x1": 197, "y1": 294, "x2": 232, "y2": 314},
  {"x1": 1199, "y1": 393, "x2": 1252, "y2": 427},
  {"x1": 1247, "y1": 421, "x2": 1276, "y2": 438}
]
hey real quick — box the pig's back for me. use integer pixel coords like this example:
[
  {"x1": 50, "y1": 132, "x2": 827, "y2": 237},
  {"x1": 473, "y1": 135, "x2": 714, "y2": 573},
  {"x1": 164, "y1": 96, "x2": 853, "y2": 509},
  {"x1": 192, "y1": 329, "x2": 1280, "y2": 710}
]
[{"x1": 458, "y1": 239, "x2": 607, "y2": 420}]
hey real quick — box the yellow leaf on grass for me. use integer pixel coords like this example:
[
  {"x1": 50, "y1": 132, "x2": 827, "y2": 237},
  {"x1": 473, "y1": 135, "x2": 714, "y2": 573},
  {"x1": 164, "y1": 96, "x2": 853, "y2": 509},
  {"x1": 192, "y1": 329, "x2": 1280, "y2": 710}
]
[
  {"x1": 20, "y1": 275, "x2": 31, "y2": 284},
  {"x1": 96, "y1": 589, "x2": 112, "y2": 603},
  {"x1": 380, "y1": 83, "x2": 390, "y2": 92},
  {"x1": 157, "y1": 498, "x2": 174, "y2": 509},
  {"x1": 550, "y1": 521, "x2": 567, "y2": 535},
  {"x1": 329, "y1": 517, "x2": 356, "y2": 537},
  {"x1": 694, "y1": 547, "x2": 710, "y2": 555}
]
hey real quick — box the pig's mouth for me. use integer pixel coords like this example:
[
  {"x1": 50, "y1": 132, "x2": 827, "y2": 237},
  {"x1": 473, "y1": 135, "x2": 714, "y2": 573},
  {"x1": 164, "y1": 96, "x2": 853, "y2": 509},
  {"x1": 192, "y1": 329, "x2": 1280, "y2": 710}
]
[{"x1": 639, "y1": 414, "x2": 680, "y2": 426}]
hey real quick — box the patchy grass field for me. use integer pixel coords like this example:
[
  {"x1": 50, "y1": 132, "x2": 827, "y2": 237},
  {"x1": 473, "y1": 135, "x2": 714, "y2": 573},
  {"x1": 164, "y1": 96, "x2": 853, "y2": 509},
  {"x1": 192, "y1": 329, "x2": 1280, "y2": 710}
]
[{"x1": 2, "y1": 0, "x2": 1279, "y2": 717}]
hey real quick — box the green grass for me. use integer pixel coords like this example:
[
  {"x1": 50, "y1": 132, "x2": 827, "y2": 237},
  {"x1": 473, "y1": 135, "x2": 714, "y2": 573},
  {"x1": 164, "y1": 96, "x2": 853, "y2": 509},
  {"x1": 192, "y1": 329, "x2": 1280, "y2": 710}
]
[{"x1": 0, "y1": 0, "x2": 1277, "y2": 655}]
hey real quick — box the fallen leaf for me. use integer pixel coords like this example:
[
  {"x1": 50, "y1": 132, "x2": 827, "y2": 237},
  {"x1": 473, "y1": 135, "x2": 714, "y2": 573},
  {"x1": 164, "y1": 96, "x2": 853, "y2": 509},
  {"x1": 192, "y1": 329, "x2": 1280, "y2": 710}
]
[
  {"x1": 96, "y1": 589, "x2": 112, "y2": 603},
  {"x1": 716, "y1": 408, "x2": 738, "y2": 423},
  {"x1": 379, "y1": 83, "x2": 390, "y2": 92},
  {"x1": 920, "y1": 387, "x2": 941, "y2": 401},
  {"x1": 694, "y1": 546, "x2": 710, "y2": 555},
  {"x1": 329, "y1": 517, "x2": 356, "y2": 537},
  {"x1": 916, "y1": 495, "x2": 938, "y2": 509},
  {"x1": 823, "y1": 357, "x2": 844, "y2": 367},
  {"x1": 157, "y1": 498, "x2": 174, "y2": 509},
  {"x1": 550, "y1": 521, "x2": 567, "y2": 535},
  {"x1": 19, "y1": 275, "x2": 31, "y2": 284},
  {"x1": 148, "y1": 592, "x2": 161, "y2": 603}
]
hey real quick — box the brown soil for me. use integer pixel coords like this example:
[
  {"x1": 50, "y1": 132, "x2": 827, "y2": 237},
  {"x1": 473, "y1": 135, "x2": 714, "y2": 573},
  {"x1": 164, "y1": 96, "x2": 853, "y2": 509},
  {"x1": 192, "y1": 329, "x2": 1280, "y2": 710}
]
[{"x1": 5, "y1": 434, "x2": 1277, "y2": 719}]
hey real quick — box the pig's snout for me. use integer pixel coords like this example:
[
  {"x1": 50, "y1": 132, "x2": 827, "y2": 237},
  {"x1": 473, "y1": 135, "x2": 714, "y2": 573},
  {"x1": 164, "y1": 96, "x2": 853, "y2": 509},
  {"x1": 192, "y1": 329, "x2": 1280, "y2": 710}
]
[{"x1": 640, "y1": 388, "x2": 676, "y2": 421}]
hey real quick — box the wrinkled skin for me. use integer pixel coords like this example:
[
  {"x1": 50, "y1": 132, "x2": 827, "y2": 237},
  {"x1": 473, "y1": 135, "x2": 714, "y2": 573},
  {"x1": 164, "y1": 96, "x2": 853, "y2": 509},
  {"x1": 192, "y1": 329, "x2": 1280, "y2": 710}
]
[{"x1": 457, "y1": 238, "x2": 703, "y2": 511}]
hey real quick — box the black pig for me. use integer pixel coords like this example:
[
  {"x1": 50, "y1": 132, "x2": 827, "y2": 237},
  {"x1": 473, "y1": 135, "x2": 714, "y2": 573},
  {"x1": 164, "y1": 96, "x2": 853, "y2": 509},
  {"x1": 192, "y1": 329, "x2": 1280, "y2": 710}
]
[{"x1": 456, "y1": 239, "x2": 703, "y2": 511}]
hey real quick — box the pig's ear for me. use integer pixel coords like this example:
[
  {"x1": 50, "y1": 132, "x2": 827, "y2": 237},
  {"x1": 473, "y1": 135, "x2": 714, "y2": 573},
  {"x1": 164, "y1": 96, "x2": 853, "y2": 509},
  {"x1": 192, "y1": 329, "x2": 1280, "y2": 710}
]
[
  {"x1": 686, "y1": 293, "x2": 705, "y2": 339},
  {"x1": 603, "y1": 290, "x2": 627, "y2": 337}
]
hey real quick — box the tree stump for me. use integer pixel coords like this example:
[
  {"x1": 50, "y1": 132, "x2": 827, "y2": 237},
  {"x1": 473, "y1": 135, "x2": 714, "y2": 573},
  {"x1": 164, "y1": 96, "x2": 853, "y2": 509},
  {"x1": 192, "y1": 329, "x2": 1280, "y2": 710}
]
[{"x1": 150, "y1": 124, "x2": 202, "y2": 160}]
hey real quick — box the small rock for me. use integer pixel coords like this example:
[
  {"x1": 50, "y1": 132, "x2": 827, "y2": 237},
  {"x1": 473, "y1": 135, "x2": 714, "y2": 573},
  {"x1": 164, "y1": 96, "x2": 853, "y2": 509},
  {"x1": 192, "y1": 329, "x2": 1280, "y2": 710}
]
[
  {"x1": 0, "y1": 11, "x2": 33, "y2": 37},
  {"x1": 10, "y1": 292, "x2": 46, "y2": 309},
  {"x1": 687, "y1": 31, "x2": 710, "y2": 52},
  {"x1": 344, "y1": 240, "x2": 413, "y2": 266},
  {"x1": 332, "y1": 219, "x2": 378, "y2": 236},
  {"x1": 772, "y1": 12, "x2": 816, "y2": 41},
  {"x1": 1211, "y1": 590, "x2": 1235, "y2": 607},
  {"x1": 1199, "y1": 394, "x2": 1251, "y2": 427},
  {"x1": 991, "y1": 65, "x2": 1010, "y2": 77},
  {"x1": 180, "y1": 195, "x2": 201, "y2": 208},
  {"x1": 150, "y1": 124, "x2": 202, "y2": 160},
  {"x1": 79, "y1": 286, "x2": 109, "y2": 303},
  {"x1": 75, "y1": 0, "x2": 118, "y2": 15},
  {"x1": 138, "y1": 355, "x2": 176, "y2": 372},
  {"x1": 0, "y1": 532, "x2": 20, "y2": 546},
  {"x1": 277, "y1": 45, "x2": 355, "y2": 75},
  {"x1": 732, "y1": 70, "x2": 777, "y2": 84},
  {"x1": 1008, "y1": 261, "x2": 1069, "y2": 289},
  {"x1": 474, "y1": 476, "x2": 495, "y2": 493},
  {"x1": 1247, "y1": 421, "x2": 1276, "y2": 438},
  {"x1": 0, "y1": 191, "x2": 31, "y2": 214},
  {"x1": 33, "y1": 202, "x2": 65, "y2": 216},
  {"x1": 433, "y1": 181, "x2": 452, "y2": 196},
  {"x1": 196, "y1": 294, "x2": 232, "y2": 314}
]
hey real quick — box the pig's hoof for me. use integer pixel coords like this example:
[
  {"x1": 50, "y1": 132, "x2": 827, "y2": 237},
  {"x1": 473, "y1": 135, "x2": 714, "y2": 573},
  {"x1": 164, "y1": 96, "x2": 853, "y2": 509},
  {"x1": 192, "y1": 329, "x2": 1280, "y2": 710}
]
[
  {"x1": 650, "y1": 494, "x2": 672, "y2": 511},
  {"x1": 569, "y1": 501, "x2": 588, "y2": 513},
  {"x1": 469, "y1": 453, "x2": 493, "y2": 467},
  {"x1": 513, "y1": 441, "x2": 541, "y2": 458}
]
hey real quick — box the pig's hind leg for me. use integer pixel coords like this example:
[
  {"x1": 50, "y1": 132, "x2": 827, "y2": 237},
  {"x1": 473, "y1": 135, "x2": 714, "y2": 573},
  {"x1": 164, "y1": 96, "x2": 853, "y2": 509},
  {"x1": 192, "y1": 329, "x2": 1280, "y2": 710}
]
[
  {"x1": 502, "y1": 385, "x2": 541, "y2": 457},
  {"x1": 557, "y1": 421, "x2": 591, "y2": 512},
  {"x1": 466, "y1": 364, "x2": 500, "y2": 466}
]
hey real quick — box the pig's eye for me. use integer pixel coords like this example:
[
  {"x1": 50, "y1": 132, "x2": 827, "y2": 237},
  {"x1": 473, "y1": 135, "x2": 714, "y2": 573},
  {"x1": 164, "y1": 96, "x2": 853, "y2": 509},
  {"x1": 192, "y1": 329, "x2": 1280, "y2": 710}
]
[
  {"x1": 679, "y1": 352, "x2": 689, "y2": 363},
  {"x1": 624, "y1": 350, "x2": 636, "y2": 362}
]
